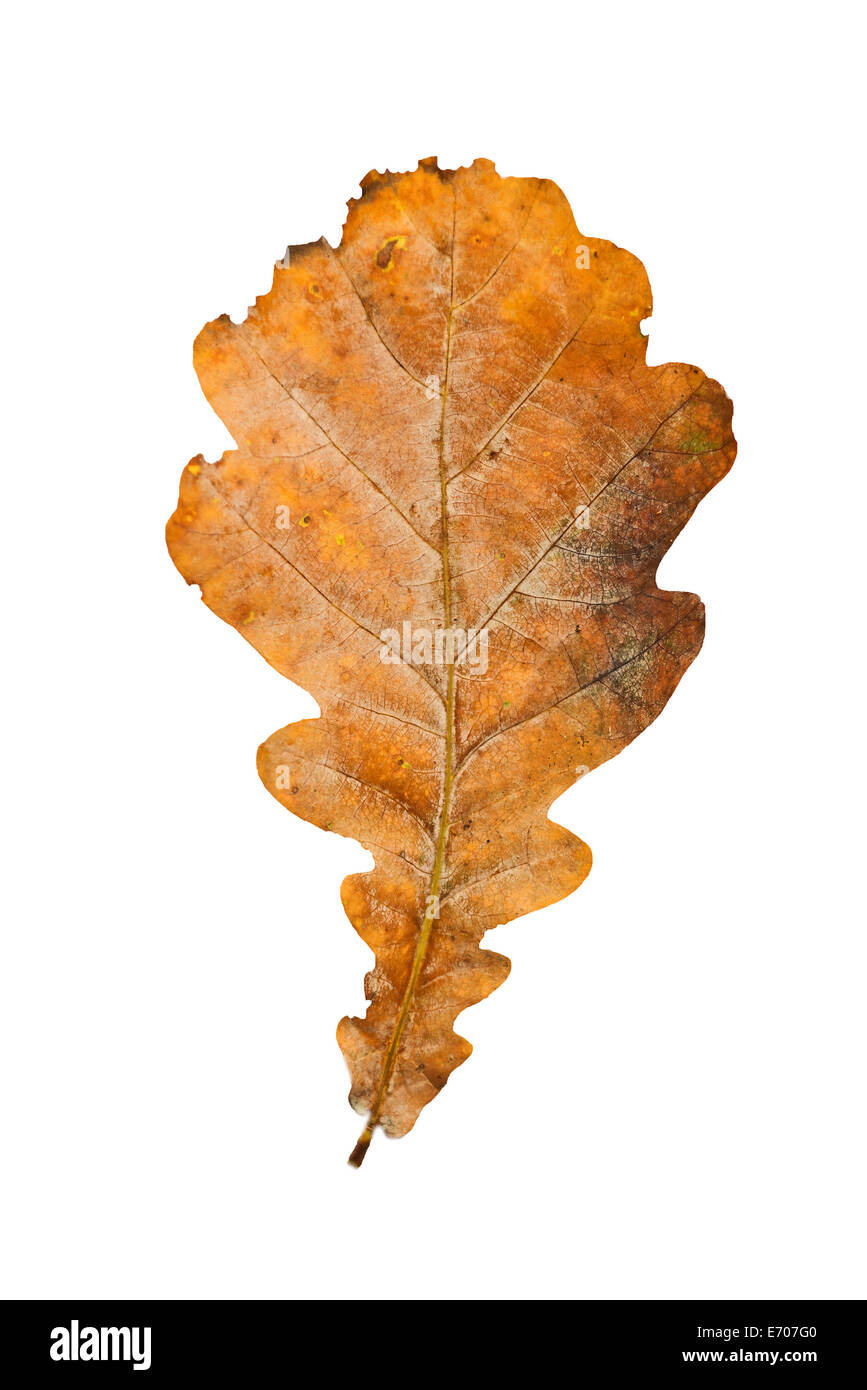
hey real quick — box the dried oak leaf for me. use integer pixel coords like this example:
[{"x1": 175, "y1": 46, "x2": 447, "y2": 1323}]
[{"x1": 167, "y1": 157, "x2": 735, "y2": 1166}]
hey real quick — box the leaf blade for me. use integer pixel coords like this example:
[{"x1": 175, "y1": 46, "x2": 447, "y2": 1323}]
[{"x1": 167, "y1": 158, "x2": 736, "y2": 1160}]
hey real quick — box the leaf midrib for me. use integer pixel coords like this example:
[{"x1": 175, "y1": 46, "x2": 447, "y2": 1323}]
[{"x1": 350, "y1": 188, "x2": 458, "y2": 1162}]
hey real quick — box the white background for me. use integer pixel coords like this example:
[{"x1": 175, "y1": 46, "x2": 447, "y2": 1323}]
[{"x1": 3, "y1": 1, "x2": 864, "y2": 1300}]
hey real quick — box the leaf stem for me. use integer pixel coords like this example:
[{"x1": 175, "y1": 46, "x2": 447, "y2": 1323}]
[{"x1": 347, "y1": 1126, "x2": 373, "y2": 1168}]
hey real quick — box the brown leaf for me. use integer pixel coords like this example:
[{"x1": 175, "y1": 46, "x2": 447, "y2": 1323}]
[{"x1": 167, "y1": 157, "x2": 736, "y2": 1165}]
